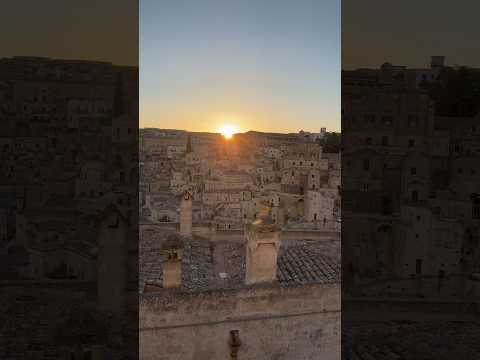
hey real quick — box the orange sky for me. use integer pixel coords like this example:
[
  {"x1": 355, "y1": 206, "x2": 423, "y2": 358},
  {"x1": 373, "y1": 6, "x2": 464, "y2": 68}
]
[{"x1": 140, "y1": 0, "x2": 340, "y2": 134}]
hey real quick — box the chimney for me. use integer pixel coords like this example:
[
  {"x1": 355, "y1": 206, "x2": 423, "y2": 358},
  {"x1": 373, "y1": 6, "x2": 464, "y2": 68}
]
[
  {"x1": 161, "y1": 234, "x2": 184, "y2": 288},
  {"x1": 245, "y1": 202, "x2": 282, "y2": 285},
  {"x1": 179, "y1": 191, "x2": 193, "y2": 236}
]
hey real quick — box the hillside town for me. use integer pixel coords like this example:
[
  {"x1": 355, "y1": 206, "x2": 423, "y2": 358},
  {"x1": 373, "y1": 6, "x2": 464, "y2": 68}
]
[
  {"x1": 139, "y1": 128, "x2": 340, "y2": 232},
  {"x1": 139, "y1": 129, "x2": 342, "y2": 359}
]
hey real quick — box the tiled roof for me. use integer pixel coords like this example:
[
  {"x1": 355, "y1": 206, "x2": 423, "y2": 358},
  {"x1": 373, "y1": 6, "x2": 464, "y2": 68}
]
[
  {"x1": 277, "y1": 244, "x2": 340, "y2": 286},
  {"x1": 140, "y1": 231, "x2": 340, "y2": 293}
]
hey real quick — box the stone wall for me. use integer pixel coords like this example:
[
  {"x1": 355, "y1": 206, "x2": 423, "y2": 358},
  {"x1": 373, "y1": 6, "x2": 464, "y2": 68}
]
[
  {"x1": 140, "y1": 223, "x2": 340, "y2": 243},
  {"x1": 140, "y1": 283, "x2": 340, "y2": 360}
]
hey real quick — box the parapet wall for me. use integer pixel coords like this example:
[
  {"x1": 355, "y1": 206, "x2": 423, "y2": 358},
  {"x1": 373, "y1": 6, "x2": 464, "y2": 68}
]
[
  {"x1": 140, "y1": 222, "x2": 340, "y2": 242},
  {"x1": 140, "y1": 283, "x2": 340, "y2": 360}
]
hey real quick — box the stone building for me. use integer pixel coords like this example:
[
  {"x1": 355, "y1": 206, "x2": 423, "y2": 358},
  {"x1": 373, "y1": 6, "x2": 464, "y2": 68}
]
[{"x1": 139, "y1": 128, "x2": 341, "y2": 236}]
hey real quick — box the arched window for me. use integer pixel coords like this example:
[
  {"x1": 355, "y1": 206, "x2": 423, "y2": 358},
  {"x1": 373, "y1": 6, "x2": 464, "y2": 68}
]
[
  {"x1": 412, "y1": 190, "x2": 419, "y2": 203},
  {"x1": 472, "y1": 194, "x2": 480, "y2": 219}
]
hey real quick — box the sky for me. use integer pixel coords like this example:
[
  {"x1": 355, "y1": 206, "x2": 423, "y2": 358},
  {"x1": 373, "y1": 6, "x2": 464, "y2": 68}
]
[
  {"x1": 140, "y1": 0, "x2": 340, "y2": 133},
  {"x1": 0, "y1": 0, "x2": 138, "y2": 66},
  {"x1": 342, "y1": 0, "x2": 480, "y2": 69}
]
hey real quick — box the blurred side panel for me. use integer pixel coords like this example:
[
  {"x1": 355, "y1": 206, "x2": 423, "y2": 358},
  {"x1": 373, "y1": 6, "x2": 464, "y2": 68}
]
[
  {"x1": 0, "y1": 1, "x2": 139, "y2": 359},
  {"x1": 342, "y1": 1, "x2": 480, "y2": 359}
]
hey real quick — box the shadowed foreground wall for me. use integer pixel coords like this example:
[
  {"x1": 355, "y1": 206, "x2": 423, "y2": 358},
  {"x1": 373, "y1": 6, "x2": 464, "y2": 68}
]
[{"x1": 140, "y1": 284, "x2": 340, "y2": 360}]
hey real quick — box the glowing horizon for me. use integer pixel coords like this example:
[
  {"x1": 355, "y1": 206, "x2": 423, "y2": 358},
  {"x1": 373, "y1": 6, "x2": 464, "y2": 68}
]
[
  {"x1": 218, "y1": 124, "x2": 240, "y2": 139},
  {"x1": 140, "y1": 0, "x2": 340, "y2": 133},
  {"x1": 139, "y1": 109, "x2": 340, "y2": 133}
]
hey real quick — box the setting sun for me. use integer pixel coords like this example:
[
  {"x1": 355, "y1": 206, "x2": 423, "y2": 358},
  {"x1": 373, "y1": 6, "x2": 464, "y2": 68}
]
[{"x1": 218, "y1": 124, "x2": 239, "y2": 139}]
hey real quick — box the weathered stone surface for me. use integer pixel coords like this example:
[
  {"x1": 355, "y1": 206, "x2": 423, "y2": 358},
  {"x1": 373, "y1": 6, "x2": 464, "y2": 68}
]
[{"x1": 140, "y1": 284, "x2": 340, "y2": 360}]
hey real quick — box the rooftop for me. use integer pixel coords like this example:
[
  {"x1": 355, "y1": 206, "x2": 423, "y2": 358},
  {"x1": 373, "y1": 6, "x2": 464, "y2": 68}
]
[{"x1": 140, "y1": 230, "x2": 340, "y2": 294}]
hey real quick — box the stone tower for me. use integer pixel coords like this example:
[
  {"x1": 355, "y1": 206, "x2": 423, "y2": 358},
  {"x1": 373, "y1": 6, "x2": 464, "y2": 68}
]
[
  {"x1": 245, "y1": 201, "x2": 282, "y2": 285},
  {"x1": 179, "y1": 190, "x2": 193, "y2": 236}
]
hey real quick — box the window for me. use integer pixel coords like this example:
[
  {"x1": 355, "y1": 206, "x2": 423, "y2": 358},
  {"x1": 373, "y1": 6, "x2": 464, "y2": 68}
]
[
  {"x1": 363, "y1": 159, "x2": 370, "y2": 171},
  {"x1": 83, "y1": 350, "x2": 92, "y2": 360},
  {"x1": 473, "y1": 198, "x2": 480, "y2": 219},
  {"x1": 408, "y1": 115, "x2": 419, "y2": 127},
  {"x1": 416, "y1": 259, "x2": 422, "y2": 275},
  {"x1": 382, "y1": 136, "x2": 389, "y2": 146},
  {"x1": 411, "y1": 167, "x2": 417, "y2": 175},
  {"x1": 412, "y1": 190, "x2": 419, "y2": 202},
  {"x1": 364, "y1": 114, "x2": 375, "y2": 123},
  {"x1": 382, "y1": 116, "x2": 393, "y2": 126},
  {"x1": 365, "y1": 137, "x2": 372, "y2": 145},
  {"x1": 438, "y1": 269, "x2": 445, "y2": 279}
]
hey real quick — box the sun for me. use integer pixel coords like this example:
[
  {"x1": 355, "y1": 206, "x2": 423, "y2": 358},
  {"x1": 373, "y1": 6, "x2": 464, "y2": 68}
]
[{"x1": 218, "y1": 124, "x2": 239, "y2": 139}]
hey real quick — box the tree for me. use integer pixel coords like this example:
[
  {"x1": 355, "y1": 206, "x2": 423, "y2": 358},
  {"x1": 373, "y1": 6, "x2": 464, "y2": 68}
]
[
  {"x1": 319, "y1": 132, "x2": 341, "y2": 153},
  {"x1": 422, "y1": 66, "x2": 480, "y2": 117}
]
